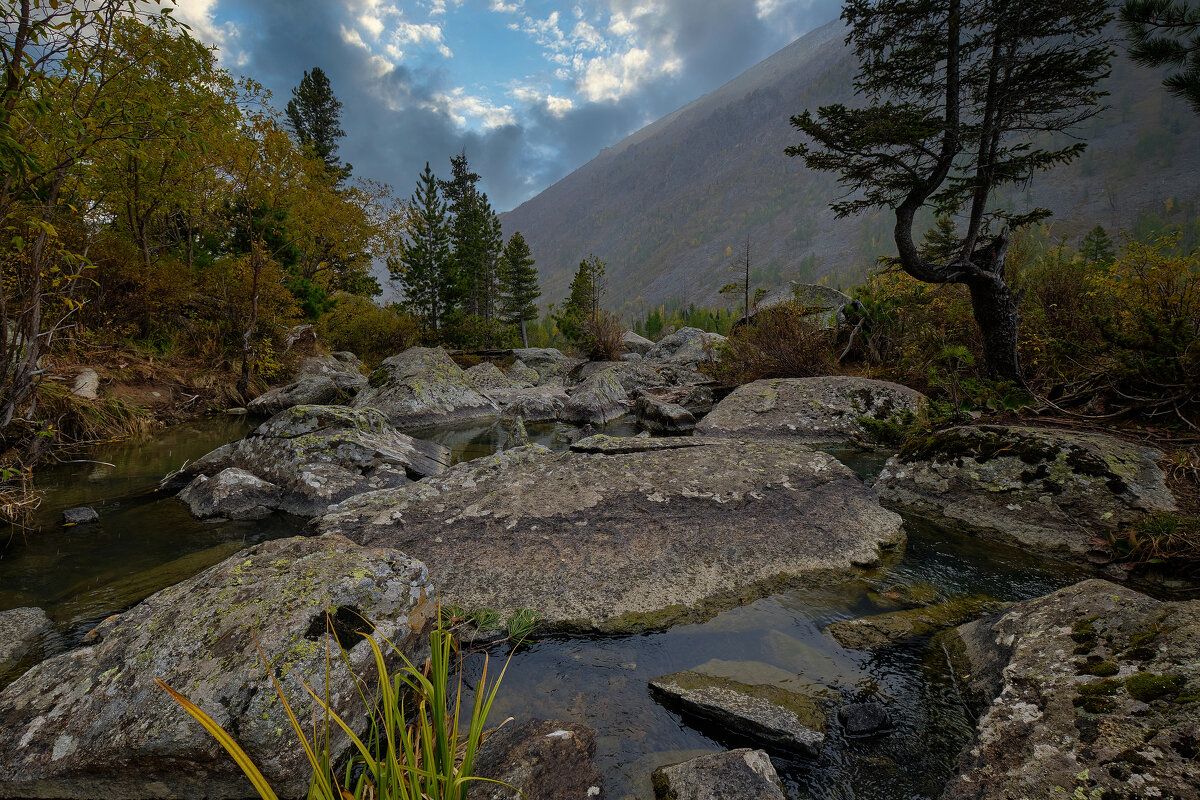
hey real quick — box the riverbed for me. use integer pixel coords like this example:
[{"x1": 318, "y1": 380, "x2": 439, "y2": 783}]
[{"x1": 0, "y1": 413, "x2": 1090, "y2": 800}]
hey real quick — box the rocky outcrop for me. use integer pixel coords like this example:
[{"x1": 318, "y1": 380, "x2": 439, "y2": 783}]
[
  {"x1": 315, "y1": 438, "x2": 905, "y2": 633},
  {"x1": 939, "y1": 579, "x2": 1200, "y2": 800},
  {"x1": 496, "y1": 387, "x2": 568, "y2": 424},
  {"x1": 875, "y1": 426, "x2": 1177, "y2": 559},
  {"x1": 298, "y1": 353, "x2": 367, "y2": 393},
  {"x1": 354, "y1": 347, "x2": 499, "y2": 429},
  {"x1": 506, "y1": 360, "x2": 542, "y2": 388},
  {"x1": 247, "y1": 375, "x2": 343, "y2": 416},
  {"x1": 0, "y1": 536, "x2": 433, "y2": 800},
  {"x1": 166, "y1": 405, "x2": 450, "y2": 518},
  {"x1": 650, "y1": 671, "x2": 826, "y2": 756},
  {"x1": 646, "y1": 327, "x2": 725, "y2": 366},
  {"x1": 0, "y1": 607, "x2": 51, "y2": 688},
  {"x1": 651, "y1": 750, "x2": 785, "y2": 800},
  {"x1": 696, "y1": 377, "x2": 926, "y2": 444},
  {"x1": 465, "y1": 362, "x2": 520, "y2": 392},
  {"x1": 826, "y1": 594, "x2": 1010, "y2": 650},
  {"x1": 621, "y1": 330, "x2": 654, "y2": 356},
  {"x1": 177, "y1": 467, "x2": 280, "y2": 520},
  {"x1": 635, "y1": 394, "x2": 696, "y2": 434},
  {"x1": 511, "y1": 348, "x2": 574, "y2": 385},
  {"x1": 560, "y1": 369, "x2": 630, "y2": 425},
  {"x1": 468, "y1": 720, "x2": 602, "y2": 800}
]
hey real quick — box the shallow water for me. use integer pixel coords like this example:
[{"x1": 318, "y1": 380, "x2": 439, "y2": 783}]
[{"x1": 0, "y1": 413, "x2": 1092, "y2": 798}]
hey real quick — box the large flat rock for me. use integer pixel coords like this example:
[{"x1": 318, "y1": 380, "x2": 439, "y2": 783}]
[
  {"x1": 696, "y1": 377, "x2": 926, "y2": 444},
  {"x1": 0, "y1": 607, "x2": 52, "y2": 689},
  {"x1": 354, "y1": 346, "x2": 499, "y2": 429},
  {"x1": 939, "y1": 579, "x2": 1200, "y2": 800},
  {"x1": 875, "y1": 425, "x2": 1176, "y2": 559},
  {"x1": 0, "y1": 536, "x2": 433, "y2": 800},
  {"x1": 315, "y1": 438, "x2": 904, "y2": 633},
  {"x1": 651, "y1": 749, "x2": 785, "y2": 800},
  {"x1": 468, "y1": 719, "x2": 602, "y2": 800},
  {"x1": 166, "y1": 405, "x2": 450, "y2": 518}
]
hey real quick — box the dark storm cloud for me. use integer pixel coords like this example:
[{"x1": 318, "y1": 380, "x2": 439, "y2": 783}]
[{"x1": 210, "y1": 0, "x2": 841, "y2": 211}]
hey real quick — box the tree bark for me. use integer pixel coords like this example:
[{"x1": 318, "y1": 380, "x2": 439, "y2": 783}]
[
  {"x1": 965, "y1": 271, "x2": 1022, "y2": 383},
  {"x1": 519, "y1": 318, "x2": 528, "y2": 349}
]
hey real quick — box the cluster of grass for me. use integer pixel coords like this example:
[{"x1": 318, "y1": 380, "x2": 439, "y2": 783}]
[
  {"x1": 1109, "y1": 512, "x2": 1200, "y2": 576},
  {"x1": 160, "y1": 615, "x2": 512, "y2": 800}
]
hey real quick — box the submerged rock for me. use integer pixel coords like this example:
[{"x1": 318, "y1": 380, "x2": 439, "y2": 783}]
[
  {"x1": 651, "y1": 749, "x2": 785, "y2": 800},
  {"x1": 468, "y1": 719, "x2": 602, "y2": 800},
  {"x1": 939, "y1": 579, "x2": 1200, "y2": 800},
  {"x1": 166, "y1": 405, "x2": 450, "y2": 518},
  {"x1": 61, "y1": 506, "x2": 99, "y2": 526},
  {"x1": 0, "y1": 536, "x2": 433, "y2": 800},
  {"x1": 838, "y1": 702, "x2": 892, "y2": 737},
  {"x1": 650, "y1": 670, "x2": 827, "y2": 756},
  {"x1": 0, "y1": 607, "x2": 51, "y2": 688},
  {"x1": 315, "y1": 438, "x2": 904, "y2": 633},
  {"x1": 875, "y1": 425, "x2": 1177, "y2": 560},
  {"x1": 826, "y1": 594, "x2": 1011, "y2": 650},
  {"x1": 354, "y1": 346, "x2": 499, "y2": 429},
  {"x1": 696, "y1": 377, "x2": 926, "y2": 444}
]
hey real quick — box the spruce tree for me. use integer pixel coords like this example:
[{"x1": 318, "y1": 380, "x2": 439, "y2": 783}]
[
  {"x1": 392, "y1": 163, "x2": 452, "y2": 340},
  {"x1": 1121, "y1": 0, "x2": 1200, "y2": 114},
  {"x1": 1080, "y1": 225, "x2": 1116, "y2": 265},
  {"x1": 499, "y1": 231, "x2": 541, "y2": 347},
  {"x1": 556, "y1": 255, "x2": 605, "y2": 344},
  {"x1": 789, "y1": 0, "x2": 1113, "y2": 382},
  {"x1": 286, "y1": 67, "x2": 351, "y2": 181}
]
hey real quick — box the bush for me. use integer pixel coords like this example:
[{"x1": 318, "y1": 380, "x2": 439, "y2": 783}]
[
  {"x1": 704, "y1": 305, "x2": 836, "y2": 384},
  {"x1": 317, "y1": 293, "x2": 419, "y2": 366},
  {"x1": 583, "y1": 311, "x2": 624, "y2": 361}
]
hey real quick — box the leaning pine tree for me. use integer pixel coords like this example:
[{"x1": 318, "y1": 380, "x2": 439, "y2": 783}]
[
  {"x1": 499, "y1": 231, "x2": 541, "y2": 347},
  {"x1": 788, "y1": 0, "x2": 1113, "y2": 382}
]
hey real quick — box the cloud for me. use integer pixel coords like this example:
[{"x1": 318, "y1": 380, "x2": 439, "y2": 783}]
[{"x1": 174, "y1": 0, "x2": 841, "y2": 211}]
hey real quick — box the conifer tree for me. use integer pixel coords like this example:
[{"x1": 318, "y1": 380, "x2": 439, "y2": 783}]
[
  {"x1": 1121, "y1": 0, "x2": 1200, "y2": 114},
  {"x1": 285, "y1": 67, "x2": 351, "y2": 182},
  {"x1": 1080, "y1": 225, "x2": 1116, "y2": 265},
  {"x1": 556, "y1": 255, "x2": 606, "y2": 344},
  {"x1": 499, "y1": 231, "x2": 541, "y2": 347},
  {"x1": 789, "y1": 0, "x2": 1113, "y2": 382},
  {"x1": 392, "y1": 163, "x2": 452, "y2": 340}
]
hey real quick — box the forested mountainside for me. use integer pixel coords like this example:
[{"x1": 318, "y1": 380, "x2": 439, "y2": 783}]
[{"x1": 500, "y1": 18, "x2": 1200, "y2": 317}]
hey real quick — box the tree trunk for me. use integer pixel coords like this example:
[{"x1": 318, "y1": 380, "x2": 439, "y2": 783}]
[
  {"x1": 519, "y1": 318, "x2": 528, "y2": 349},
  {"x1": 965, "y1": 272, "x2": 1022, "y2": 384}
]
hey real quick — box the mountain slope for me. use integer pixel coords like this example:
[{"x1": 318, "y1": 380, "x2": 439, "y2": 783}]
[{"x1": 499, "y1": 19, "x2": 1200, "y2": 317}]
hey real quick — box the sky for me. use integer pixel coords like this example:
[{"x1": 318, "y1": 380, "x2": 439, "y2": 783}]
[{"x1": 173, "y1": 0, "x2": 841, "y2": 212}]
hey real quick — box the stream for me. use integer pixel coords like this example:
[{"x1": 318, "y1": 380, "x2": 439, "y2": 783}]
[{"x1": 0, "y1": 413, "x2": 1090, "y2": 800}]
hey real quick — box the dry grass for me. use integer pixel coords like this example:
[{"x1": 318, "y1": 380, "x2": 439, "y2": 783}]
[
  {"x1": 704, "y1": 305, "x2": 837, "y2": 384},
  {"x1": 584, "y1": 311, "x2": 624, "y2": 361}
]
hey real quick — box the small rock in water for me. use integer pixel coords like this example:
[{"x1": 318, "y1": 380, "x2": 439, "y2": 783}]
[
  {"x1": 61, "y1": 506, "x2": 99, "y2": 526},
  {"x1": 226, "y1": 407, "x2": 248, "y2": 415},
  {"x1": 651, "y1": 749, "x2": 785, "y2": 800},
  {"x1": 468, "y1": 719, "x2": 602, "y2": 800},
  {"x1": 838, "y1": 702, "x2": 892, "y2": 736}
]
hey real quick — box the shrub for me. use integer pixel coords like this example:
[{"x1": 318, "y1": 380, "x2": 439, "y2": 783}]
[
  {"x1": 583, "y1": 311, "x2": 624, "y2": 361},
  {"x1": 705, "y1": 304, "x2": 836, "y2": 384},
  {"x1": 317, "y1": 293, "x2": 419, "y2": 366}
]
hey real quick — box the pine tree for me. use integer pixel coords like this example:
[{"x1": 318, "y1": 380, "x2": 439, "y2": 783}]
[
  {"x1": 1080, "y1": 225, "x2": 1116, "y2": 265},
  {"x1": 391, "y1": 163, "x2": 452, "y2": 340},
  {"x1": 499, "y1": 231, "x2": 541, "y2": 347},
  {"x1": 789, "y1": 0, "x2": 1113, "y2": 382},
  {"x1": 556, "y1": 255, "x2": 606, "y2": 344},
  {"x1": 285, "y1": 67, "x2": 351, "y2": 181}
]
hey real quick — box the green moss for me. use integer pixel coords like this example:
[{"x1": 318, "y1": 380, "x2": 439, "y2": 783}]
[
  {"x1": 857, "y1": 416, "x2": 907, "y2": 447},
  {"x1": 1129, "y1": 624, "x2": 1161, "y2": 649},
  {"x1": 1071, "y1": 615, "x2": 1100, "y2": 645},
  {"x1": 1125, "y1": 672, "x2": 1185, "y2": 702},
  {"x1": 1078, "y1": 678, "x2": 1122, "y2": 696},
  {"x1": 1078, "y1": 659, "x2": 1119, "y2": 677}
]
